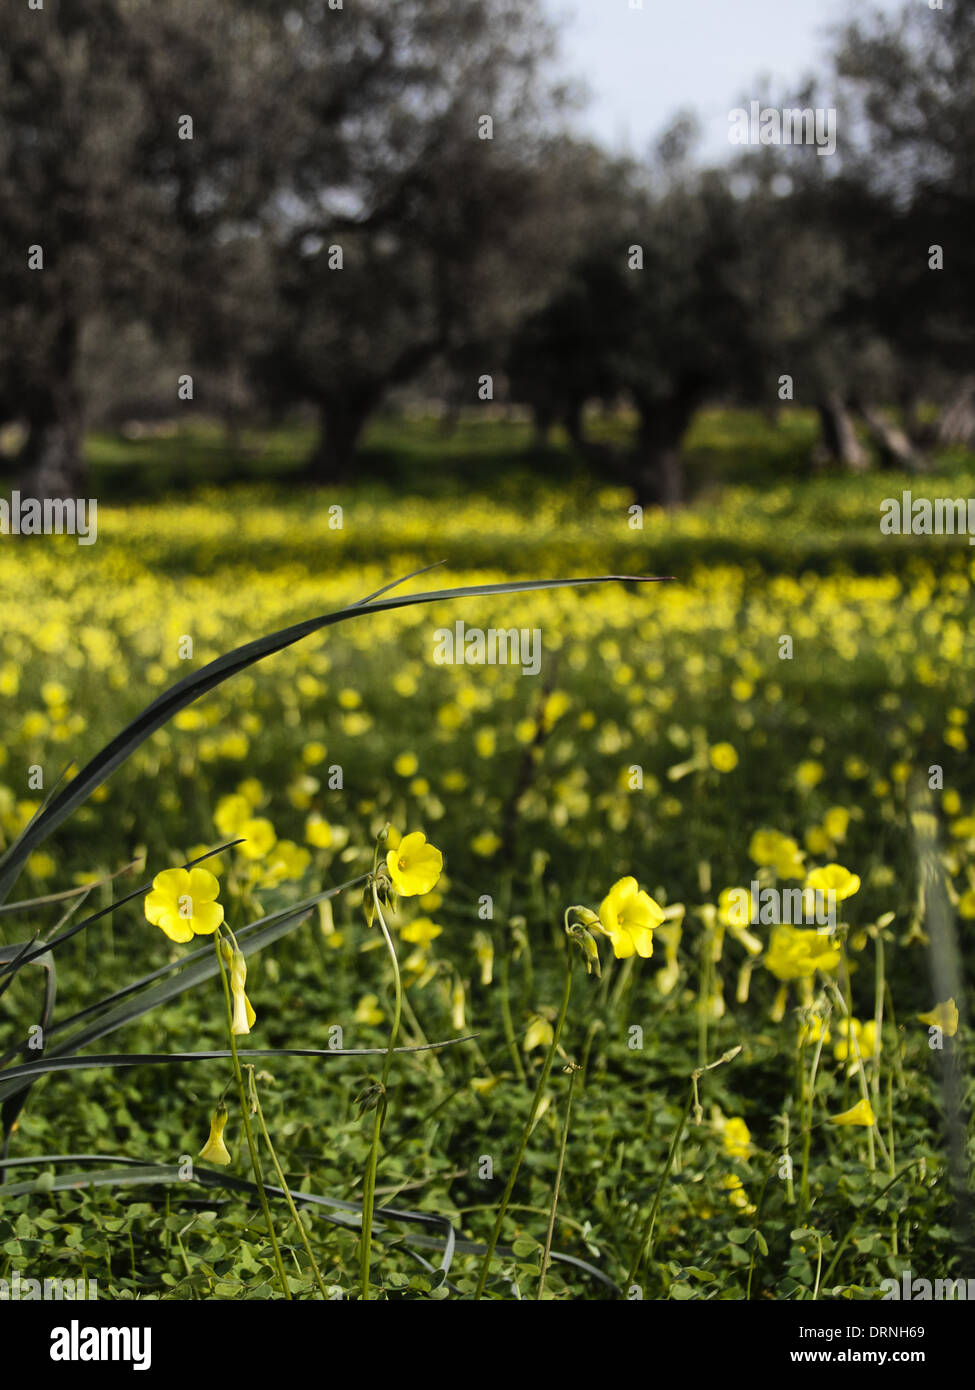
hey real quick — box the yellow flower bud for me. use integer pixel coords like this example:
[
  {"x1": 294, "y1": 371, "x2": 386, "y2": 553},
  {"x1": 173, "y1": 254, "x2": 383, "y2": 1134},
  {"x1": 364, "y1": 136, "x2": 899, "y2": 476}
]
[{"x1": 229, "y1": 948, "x2": 256, "y2": 1035}]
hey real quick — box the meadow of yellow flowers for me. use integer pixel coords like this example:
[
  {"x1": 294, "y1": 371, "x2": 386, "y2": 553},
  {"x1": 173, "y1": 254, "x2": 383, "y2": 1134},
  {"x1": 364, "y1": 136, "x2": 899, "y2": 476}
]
[{"x1": 0, "y1": 425, "x2": 972, "y2": 1299}]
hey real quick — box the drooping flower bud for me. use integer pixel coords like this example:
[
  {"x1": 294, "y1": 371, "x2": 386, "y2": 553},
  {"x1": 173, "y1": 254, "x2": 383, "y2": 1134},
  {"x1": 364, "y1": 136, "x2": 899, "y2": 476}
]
[
  {"x1": 199, "y1": 1104, "x2": 232, "y2": 1165},
  {"x1": 230, "y1": 948, "x2": 256, "y2": 1035}
]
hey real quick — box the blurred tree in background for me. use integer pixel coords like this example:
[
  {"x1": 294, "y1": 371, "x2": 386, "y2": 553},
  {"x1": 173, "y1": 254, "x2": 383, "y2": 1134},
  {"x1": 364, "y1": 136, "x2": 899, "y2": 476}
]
[{"x1": 1, "y1": 0, "x2": 973, "y2": 498}]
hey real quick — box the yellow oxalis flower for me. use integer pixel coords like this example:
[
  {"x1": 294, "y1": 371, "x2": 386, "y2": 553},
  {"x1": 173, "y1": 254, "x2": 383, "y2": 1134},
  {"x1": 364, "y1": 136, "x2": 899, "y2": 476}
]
[
  {"x1": 238, "y1": 817, "x2": 277, "y2": 860},
  {"x1": 805, "y1": 863, "x2": 861, "y2": 901},
  {"x1": 386, "y1": 830, "x2": 443, "y2": 896},
  {"x1": 305, "y1": 813, "x2": 333, "y2": 848},
  {"x1": 834, "y1": 1017, "x2": 876, "y2": 1062},
  {"x1": 145, "y1": 867, "x2": 224, "y2": 943},
  {"x1": 798, "y1": 1012, "x2": 831, "y2": 1047},
  {"x1": 764, "y1": 924, "x2": 841, "y2": 981},
  {"x1": 199, "y1": 1105, "x2": 232, "y2": 1166},
  {"x1": 749, "y1": 828, "x2": 805, "y2": 879},
  {"x1": 721, "y1": 1116, "x2": 752, "y2": 1159},
  {"x1": 596, "y1": 876, "x2": 665, "y2": 959},
  {"x1": 264, "y1": 840, "x2": 311, "y2": 883},
  {"x1": 355, "y1": 994, "x2": 385, "y2": 1025},
  {"x1": 400, "y1": 916, "x2": 443, "y2": 947},
  {"x1": 917, "y1": 999, "x2": 959, "y2": 1036},
  {"x1": 722, "y1": 1173, "x2": 756, "y2": 1214},
  {"x1": 214, "y1": 793, "x2": 251, "y2": 838},
  {"x1": 829, "y1": 1098, "x2": 876, "y2": 1128},
  {"x1": 709, "y1": 742, "x2": 739, "y2": 773}
]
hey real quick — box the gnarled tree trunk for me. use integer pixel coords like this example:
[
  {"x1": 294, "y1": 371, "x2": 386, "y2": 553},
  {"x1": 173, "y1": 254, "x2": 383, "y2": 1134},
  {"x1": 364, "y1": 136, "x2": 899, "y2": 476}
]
[
  {"x1": 17, "y1": 319, "x2": 87, "y2": 498},
  {"x1": 632, "y1": 392, "x2": 699, "y2": 508},
  {"x1": 937, "y1": 377, "x2": 975, "y2": 449},
  {"x1": 856, "y1": 401, "x2": 925, "y2": 472},
  {"x1": 307, "y1": 395, "x2": 373, "y2": 484},
  {"x1": 816, "y1": 393, "x2": 868, "y2": 472}
]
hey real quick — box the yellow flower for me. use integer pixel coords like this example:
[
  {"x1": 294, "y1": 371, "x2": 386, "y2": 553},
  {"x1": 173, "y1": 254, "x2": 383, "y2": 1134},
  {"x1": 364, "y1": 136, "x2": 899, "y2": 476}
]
[
  {"x1": 959, "y1": 890, "x2": 975, "y2": 920},
  {"x1": 917, "y1": 999, "x2": 959, "y2": 1037},
  {"x1": 764, "y1": 924, "x2": 841, "y2": 981},
  {"x1": 798, "y1": 1012, "x2": 831, "y2": 1047},
  {"x1": 596, "y1": 876, "x2": 665, "y2": 959},
  {"x1": 722, "y1": 1173, "x2": 756, "y2": 1214},
  {"x1": 829, "y1": 1098, "x2": 876, "y2": 1128},
  {"x1": 474, "y1": 931, "x2": 494, "y2": 985},
  {"x1": 355, "y1": 994, "x2": 385, "y2": 1025},
  {"x1": 722, "y1": 1117, "x2": 752, "y2": 1159},
  {"x1": 400, "y1": 916, "x2": 443, "y2": 947},
  {"x1": 144, "y1": 867, "x2": 224, "y2": 943},
  {"x1": 822, "y1": 807, "x2": 850, "y2": 841},
  {"x1": 749, "y1": 828, "x2": 803, "y2": 878},
  {"x1": 394, "y1": 751, "x2": 419, "y2": 777},
  {"x1": 214, "y1": 793, "x2": 251, "y2": 838},
  {"x1": 305, "y1": 813, "x2": 333, "y2": 848},
  {"x1": 238, "y1": 817, "x2": 277, "y2": 860},
  {"x1": 386, "y1": 830, "x2": 443, "y2": 896},
  {"x1": 264, "y1": 840, "x2": 311, "y2": 882},
  {"x1": 796, "y1": 760, "x2": 824, "y2": 790},
  {"x1": 718, "y1": 887, "x2": 753, "y2": 928},
  {"x1": 524, "y1": 1016, "x2": 554, "y2": 1051},
  {"x1": 471, "y1": 831, "x2": 501, "y2": 857},
  {"x1": 834, "y1": 1018, "x2": 876, "y2": 1062},
  {"x1": 709, "y1": 742, "x2": 739, "y2": 773},
  {"x1": 805, "y1": 826, "x2": 830, "y2": 856},
  {"x1": 805, "y1": 863, "x2": 861, "y2": 901},
  {"x1": 474, "y1": 728, "x2": 496, "y2": 759},
  {"x1": 451, "y1": 981, "x2": 466, "y2": 1031},
  {"x1": 199, "y1": 1105, "x2": 232, "y2": 1166}
]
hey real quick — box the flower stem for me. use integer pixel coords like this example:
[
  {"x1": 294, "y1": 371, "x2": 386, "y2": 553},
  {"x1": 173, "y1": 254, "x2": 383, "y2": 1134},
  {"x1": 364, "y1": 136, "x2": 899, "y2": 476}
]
[
  {"x1": 214, "y1": 937, "x2": 291, "y2": 1300},
  {"x1": 248, "y1": 1067, "x2": 330, "y2": 1299},
  {"x1": 625, "y1": 1080, "x2": 694, "y2": 1291},
  {"x1": 499, "y1": 950, "x2": 528, "y2": 1085},
  {"x1": 537, "y1": 1063, "x2": 576, "y2": 1299},
  {"x1": 359, "y1": 886, "x2": 403, "y2": 1301},
  {"x1": 474, "y1": 949, "x2": 573, "y2": 1300}
]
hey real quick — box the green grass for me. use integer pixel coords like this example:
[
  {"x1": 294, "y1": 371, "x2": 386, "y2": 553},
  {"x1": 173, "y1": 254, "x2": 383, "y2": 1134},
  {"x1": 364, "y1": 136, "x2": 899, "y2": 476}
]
[{"x1": 0, "y1": 409, "x2": 972, "y2": 1301}]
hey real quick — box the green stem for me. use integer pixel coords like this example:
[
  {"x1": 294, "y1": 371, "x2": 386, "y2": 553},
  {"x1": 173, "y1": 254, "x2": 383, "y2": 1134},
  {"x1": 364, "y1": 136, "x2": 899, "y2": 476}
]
[
  {"x1": 474, "y1": 948, "x2": 573, "y2": 1300},
  {"x1": 249, "y1": 1068, "x2": 330, "y2": 1299},
  {"x1": 499, "y1": 950, "x2": 527, "y2": 1085},
  {"x1": 538, "y1": 1065, "x2": 576, "y2": 1299},
  {"x1": 214, "y1": 937, "x2": 291, "y2": 1300},
  {"x1": 625, "y1": 1081, "x2": 695, "y2": 1291},
  {"x1": 799, "y1": 1027, "x2": 826, "y2": 1217},
  {"x1": 359, "y1": 887, "x2": 403, "y2": 1301}
]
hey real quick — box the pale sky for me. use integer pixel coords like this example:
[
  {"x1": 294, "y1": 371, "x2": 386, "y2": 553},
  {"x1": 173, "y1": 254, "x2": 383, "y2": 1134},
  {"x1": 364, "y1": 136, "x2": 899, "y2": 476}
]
[{"x1": 545, "y1": 0, "x2": 908, "y2": 162}]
